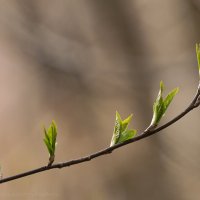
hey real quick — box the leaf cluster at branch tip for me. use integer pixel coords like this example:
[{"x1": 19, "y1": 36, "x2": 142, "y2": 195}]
[
  {"x1": 110, "y1": 111, "x2": 137, "y2": 146},
  {"x1": 150, "y1": 81, "x2": 179, "y2": 129},
  {"x1": 43, "y1": 121, "x2": 58, "y2": 166}
]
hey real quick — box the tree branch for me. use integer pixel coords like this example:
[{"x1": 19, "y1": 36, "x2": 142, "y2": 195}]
[{"x1": 0, "y1": 82, "x2": 200, "y2": 184}]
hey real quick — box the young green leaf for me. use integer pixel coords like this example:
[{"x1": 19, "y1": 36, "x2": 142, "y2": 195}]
[
  {"x1": 43, "y1": 121, "x2": 58, "y2": 166},
  {"x1": 117, "y1": 129, "x2": 137, "y2": 144},
  {"x1": 149, "y1": 81, "x2": 179, "y2": 129},
  {"x1": 163, "y1": 87, "x2": 179, "y2": 111},
  {"x1": 196, "y1": 43, "x2": 200, "y2": 76},
  {"x1": 121, "y1": 114, "x2": 133, "y2": 133},
  {"x1": 110, "y1": 111, "x2": 122, "y2": 146},
  {"x1": 110, "y1": 111, "x2": 137, "y2": 146},
  {"x1": 151, "y1": 81, "x2": 165, "y2": 128}
]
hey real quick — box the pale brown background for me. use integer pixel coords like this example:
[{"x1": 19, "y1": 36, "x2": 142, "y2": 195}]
[{"x1": 0, "y1": 0, "x2": 200, "y2": 199}]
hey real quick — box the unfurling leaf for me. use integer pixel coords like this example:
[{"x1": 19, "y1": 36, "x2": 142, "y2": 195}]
[
  {"x1": 110, "y1": 111, "x2": 137, "y2": 146},
  {"x1": 196, "y1": 43, "x2": 200, "y2": 76},
  {"x1": 117, "y1": 130, "x2": 137, "y2": 144},
  {"x1": 149, "y1": 81, "x2": 179, "y2": 129},
  {"x1": 43, "y1": 121, "x2": 58, "y2": 166},
  {"x1": 121, "y1": 114, "x2": 133, "y2": 133},
  {"x1": 163, "y1": 88, "x2": 179, "y2": 110}
]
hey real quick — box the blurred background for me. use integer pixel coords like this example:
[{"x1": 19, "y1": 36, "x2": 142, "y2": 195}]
[{"x1": 0, "y1": 0, "x2": 200, "y2": 199}]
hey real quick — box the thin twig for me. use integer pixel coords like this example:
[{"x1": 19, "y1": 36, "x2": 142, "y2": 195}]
[{"x1": 0, "y1": 83, "x2": 200, "y2": 184}]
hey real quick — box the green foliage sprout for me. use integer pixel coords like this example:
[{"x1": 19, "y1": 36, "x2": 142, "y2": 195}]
[
  {"x1": 110, "y1": 111, "x2": 137, "y2": 146},
  {"x1": 43, "y1": 121, "x2": 58, "y2": 166},
  {"x1": 149, "y1": 81, "x2": 179, "y2": 129},
  {"x1": 196, "y1": 43, "x2": 200, "y2": 76}
]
